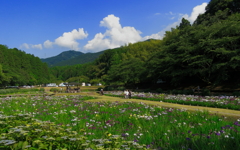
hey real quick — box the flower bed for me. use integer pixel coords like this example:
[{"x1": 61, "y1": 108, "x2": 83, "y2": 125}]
[
  {"x1": 104, "y1": 91, "x2": 240, "y2": 110},
  {"x1": 0, "y1": 95, "x2": 240, "y2": 149}
]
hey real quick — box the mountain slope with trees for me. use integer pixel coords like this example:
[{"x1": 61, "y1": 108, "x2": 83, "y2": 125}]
[
  {"x1": 52, "y1": 50, "x2": 105, "y2": 67},
  {"x1": 50, "y1": 39, "x2": 162, "y2": 84},
  {"x1": 0, "y1": 45, "x2": 52, "y2": 86},
  {"x1": 147, "y1": 0, "x2": 240, "y2": 88},
  {"x1": 2, "y1": 0, "x2": 239, "y2": 90},
  {"x1": 50, "y1": 0, "x2": 240, "y2": 90},
  {"x1": 41, "y1": 50, "x2": 84, "y2": 67}
]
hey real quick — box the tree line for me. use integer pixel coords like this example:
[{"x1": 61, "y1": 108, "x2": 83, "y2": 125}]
[
  {"x1": 1, "y1": 0, "x2": 240, "y2": 89},
  {"x1": 51, "y1": 0, "x2": 240, "y2": 89},
  {"x1": 0, "y1": 45, "x2": 52, "y2": 87}
]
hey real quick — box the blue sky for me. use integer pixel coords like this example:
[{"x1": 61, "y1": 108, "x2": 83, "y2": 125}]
[{"x1": 0, "y1": 0, "x2": 210, "y2": 58}]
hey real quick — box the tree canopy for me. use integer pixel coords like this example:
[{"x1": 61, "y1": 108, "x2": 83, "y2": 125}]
[
  {"x1": 0, "y1": 45, "x2": 52, "y2": 86},
  {"x1": 2, "y1": 0, "x2": 240, "y2": 89}
]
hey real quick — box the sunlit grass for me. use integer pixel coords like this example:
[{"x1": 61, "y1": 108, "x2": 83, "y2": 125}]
[
  {"x1": 104, "y1": 91, "x2": 240, "y2": 110},
  {"x1": 1, "y1": 95, "x2": 240, "y2": 149},
  {"x1": 0, "y1": 88, "x2": 44, "y2": 96}
]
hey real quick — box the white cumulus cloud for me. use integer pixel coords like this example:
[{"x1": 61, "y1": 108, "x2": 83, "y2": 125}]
[
  {"x1": 43, "y1": 40, "x2": 53, "y2": 48},
  {"x1": 31, "y1": 44, "x2": 42, "y2": 49},
  {"x1": 187, "y1": 2, "x2": 208, "y2": 23},
  {"x1": 20, "y1": 43, "x2": 42, "y2": 49},
  {"x1": 84, "y1": 14, "x2": 142, "y2": 52},
  {"x1": 143, "y1": 2, "x2": 208, "y2": 40},
  {"x1": 20, "y1": 43, "x2": 30, "y2": 49},
  {"x1": 21, "y1": 28, "x2": 88, "y2": 51},
  {"x1": 20, "y1": 3, "x2": 208, "y2": 54},
  {"x1": 44, "y1": 28, "x2": 88, "y2": 50}
]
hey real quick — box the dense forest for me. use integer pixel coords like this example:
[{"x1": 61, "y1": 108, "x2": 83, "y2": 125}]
[
  {"x1": 1, "y1": 0, "x2": 240, "y2": 90},
  {"x1": 0, "y1": 45, "x2": 52, "y2": 86},
  {"x1": 51, "y1": 0, "x2": 240, "y2": 89},
  {"x1": 41, "y1": 50, "x2": 84, "y2": 67},
  {"x1": 50, "y1": 39, "x2": 161, "y2": 85},
  {"x1": 51, "y1": 50, "x2": 105, "y2": 67}
]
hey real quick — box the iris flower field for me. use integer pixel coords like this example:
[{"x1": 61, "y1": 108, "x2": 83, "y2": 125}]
[
  {"x1": 105, "y1": 91, "x2": 240, "y2": 110},
  {"x1": 0, "y1": 94, "x2": 240, "y2": 149}
]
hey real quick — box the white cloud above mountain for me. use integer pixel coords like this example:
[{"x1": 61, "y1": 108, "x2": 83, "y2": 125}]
[
  {"x1": 142, "y1": 2, "x2": 207, "y2": 41},
  {"x1": 44, "y1": 28, "x2": 88, "y2": 50},
  {"x1": 20, "y1": 43, "x2": 42, "y2": 50},
  {"x1": 43, "y1": 40, "x2": 53, "y2": 49},
  {"x1": 20, "y1": 3, "x2": 208, "y2": 53},
  {"x1": 84, "y1": 14, "x2": 142, "y2": 52},
  {"x1": 31, "y1": 44, "x2": 42, "y2": 49},
  {"x1": 21, "y1": 28, "x2": 88, "y2": 51}
]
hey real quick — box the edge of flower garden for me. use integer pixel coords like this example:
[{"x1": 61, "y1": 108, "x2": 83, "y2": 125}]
[{"x1": 78, "y1": 92, "x2": 240, "y2": 121}]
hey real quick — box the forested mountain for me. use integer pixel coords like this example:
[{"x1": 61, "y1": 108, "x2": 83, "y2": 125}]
[
  {"x1": 147, "y1": 0, "x2": 240, "y2": 87},
  {"x1": 2, "y1": 0, "x2": 239, "y2": 89},
  {"x1": 51, "y1": 0, "x2": 240, "y2": 89},
  {"x1": 194, "y1": 0, "x2": 240, "y2": 26},
  {"x1": 50, "y1": 39, "x2": 162, "y2": 84},
  {"x1": 51, "y1": 50, "x2": 105, "y2": 67},
  {"x1": 0, "y1": 45, "x2": 52, "y2": 86},
  {"x1": 41, "y1": 50, "x2": 84, "y2": 67}
]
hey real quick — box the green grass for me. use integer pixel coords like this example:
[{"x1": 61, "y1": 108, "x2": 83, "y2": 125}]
[
  {"x1": 0, "y1": 88, "x2": 44, "y2": 95},
  {"x1": 104, "y1": 91, "x2": 240, "y2": 111},
  {"x1": 0, "y1": 95, "x2": 240, "y2": 149}
]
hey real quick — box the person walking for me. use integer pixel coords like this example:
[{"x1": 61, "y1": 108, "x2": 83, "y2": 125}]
[
  {"x1": 128, "y1": 90, "x2": 131, "y2": 99},
  {"x1": 124, "y1": 90, "x2": 129, "y2": 99},
  {"x1": 100, "y1": 89, "x2": 104, "y2": 95}
]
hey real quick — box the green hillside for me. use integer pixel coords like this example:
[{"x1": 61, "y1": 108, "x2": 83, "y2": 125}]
[
  {"x1": 2, "y1": 0, "x2": 240, "y2": 90},
  {"x1": 50, "y1": 0, "x2": 240, "y2": 90},
  {"x1": 41, "y1": 50, "x2": 83, "y2": 67},
  {"x1": 0, "y1": 45, "x2": 52, "y2": 86},
  {"x1": 52, "y1": 50, "x2": 105, "y2": 67},
  {"x1": 50, "y1": 39, "x2": 161, "y2": 83}
]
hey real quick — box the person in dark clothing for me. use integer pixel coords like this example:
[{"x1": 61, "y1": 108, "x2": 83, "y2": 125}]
[
  {"x1": 100, "y1": 89, "x2": 104, "y2": 95},
  {"x1": 128, "y1": 90, "x2": 131, "y2": 99}
]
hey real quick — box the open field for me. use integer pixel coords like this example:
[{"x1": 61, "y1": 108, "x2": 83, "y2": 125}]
[
  {"x1": 42, "y1": 86, "x2": 103, "y2": 92},
  {"x1": 1, "y1": 88, "x2": 240, "y2": 149},
  {"x1": 83, "y1": 93, "x2": 240, "y2": 121}
]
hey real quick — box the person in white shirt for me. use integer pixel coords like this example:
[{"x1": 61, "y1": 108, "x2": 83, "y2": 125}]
[{"x1": 124, "y1": 90, "x2": 129, "y2": 99}]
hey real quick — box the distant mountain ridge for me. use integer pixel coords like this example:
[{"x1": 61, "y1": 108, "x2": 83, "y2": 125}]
[{"x1": 41, "y1": 50, "x2": 105, "y2": 67}]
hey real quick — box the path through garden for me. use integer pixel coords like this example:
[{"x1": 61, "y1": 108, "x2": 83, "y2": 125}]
[{"x1": 79, "y1": 92, "x2": 240, "y2": 121}]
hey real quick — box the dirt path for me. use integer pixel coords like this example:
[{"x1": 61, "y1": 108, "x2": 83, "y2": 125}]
[{"x1": 80, "y1": 92, "x2": 240, "y2": 121}]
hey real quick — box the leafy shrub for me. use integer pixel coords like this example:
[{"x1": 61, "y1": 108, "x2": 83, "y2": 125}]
[
  {"x1": 183, "y1": 89, "x2": 194, "y2": 95},
  {"x1": 96, "y1": 87, "x2": 104, "y2": 91},
  {"x1": 232, "y1": 91, "x2": 240, "y2": 97},
  {"x1": 156, "y1": 88, "x2": 163, "y2": 93},
  {"x1": 201, "y1": 88, "x2": 210, "y2": 96},
  {"x1": 144, "y1": 89, "x2": 152, "y2": 93},
  {"x1": 104, "y1": 86, "x2": 115, "y2": 91},
  {"x1": 117, "y1": 86, "x2": 125, "y2": 91},
  {"x1": 49, "y1": 88, "x2": 59, "y2": 93},
  {"x1": 172, "y1": 89, "x2": 183, "y2": 95}
]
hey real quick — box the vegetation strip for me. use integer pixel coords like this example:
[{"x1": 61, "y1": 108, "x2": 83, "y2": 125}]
[
  {"x1": 104, "y1": 91, "x2": 240, "y2": 111},
  {"x1": 1, "y1": 95, "x2": 240, "y2": 149}
]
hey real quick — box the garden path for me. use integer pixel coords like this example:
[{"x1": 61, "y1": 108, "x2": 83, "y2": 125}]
[{"x1": 81, "y1": 92, "x2": 240, "y2": 121}]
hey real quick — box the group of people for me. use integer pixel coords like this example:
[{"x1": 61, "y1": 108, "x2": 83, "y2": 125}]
[{"x1": 124, "y1": 90, "x2": 131, "y2": 99}]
